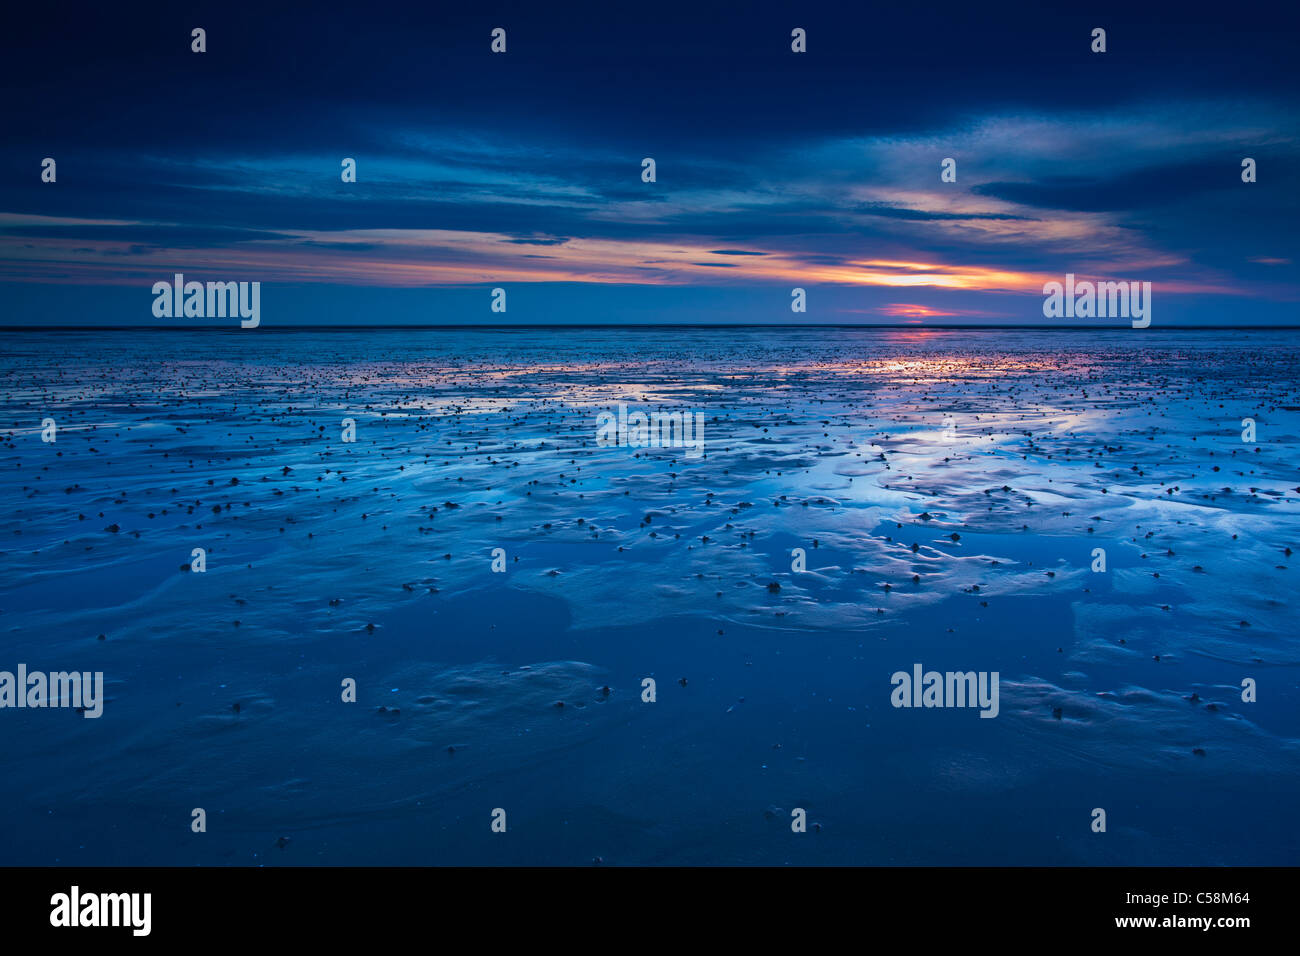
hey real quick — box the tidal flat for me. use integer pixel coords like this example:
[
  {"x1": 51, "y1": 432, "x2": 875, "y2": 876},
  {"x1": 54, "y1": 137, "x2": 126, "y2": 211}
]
[{"x1": 1, "y1": 326, "x2": 1297, "y2": 865}]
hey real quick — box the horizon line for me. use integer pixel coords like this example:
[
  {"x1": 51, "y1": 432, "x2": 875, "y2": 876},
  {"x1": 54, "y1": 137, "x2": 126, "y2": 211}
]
[{"x1": 3, "y1": 323, "x2": 1299, "y2": 332}]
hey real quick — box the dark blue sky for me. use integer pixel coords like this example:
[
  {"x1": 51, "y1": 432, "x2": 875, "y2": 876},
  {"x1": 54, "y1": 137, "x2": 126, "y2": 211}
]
[{"x1": 1, "y1": 0, "x2": 1297, "y2": 325}]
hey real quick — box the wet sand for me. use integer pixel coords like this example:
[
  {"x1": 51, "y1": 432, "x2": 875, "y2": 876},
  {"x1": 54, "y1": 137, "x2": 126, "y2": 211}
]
[{"x1": 1, "y1": 326, "x2": 1297, "y2": 865}]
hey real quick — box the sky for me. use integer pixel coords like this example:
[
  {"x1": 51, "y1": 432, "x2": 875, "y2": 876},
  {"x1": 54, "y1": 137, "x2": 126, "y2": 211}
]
[{"x1": 1, "y1": 0, "x2": 1297, "y2": 326}]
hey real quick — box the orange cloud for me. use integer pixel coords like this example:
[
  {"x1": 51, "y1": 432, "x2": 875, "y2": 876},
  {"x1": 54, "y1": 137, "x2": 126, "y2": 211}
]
[
  {"x1": 877, "y1": 303, "x2": 962, "y2": 318},
  {"x1": 0, "y1": 218, "x2": 1253, "y2": 298}
]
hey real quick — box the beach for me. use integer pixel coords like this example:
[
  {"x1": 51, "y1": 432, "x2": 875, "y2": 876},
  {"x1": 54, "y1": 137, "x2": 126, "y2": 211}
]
[{"x1": 1, "y1": 326, "x2": 1297, "y2": 865}]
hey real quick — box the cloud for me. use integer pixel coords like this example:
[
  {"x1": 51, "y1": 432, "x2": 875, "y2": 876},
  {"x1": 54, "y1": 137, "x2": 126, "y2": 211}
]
[{"x1": 0, "y1": 101, "x2": 1295, "y2": 308}]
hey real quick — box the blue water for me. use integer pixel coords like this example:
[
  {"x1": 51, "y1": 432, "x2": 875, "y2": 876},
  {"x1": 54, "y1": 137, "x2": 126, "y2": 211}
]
[{"x1": 1, "y1": 327, "x2": 1297, "y2": 864}]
